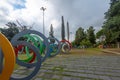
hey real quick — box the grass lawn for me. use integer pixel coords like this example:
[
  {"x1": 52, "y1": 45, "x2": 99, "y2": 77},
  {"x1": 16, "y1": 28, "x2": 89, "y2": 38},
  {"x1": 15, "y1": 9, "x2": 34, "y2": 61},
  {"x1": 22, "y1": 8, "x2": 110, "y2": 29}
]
[{"x1": 69, "y1": 48, "x2": 103, "y2": 56}]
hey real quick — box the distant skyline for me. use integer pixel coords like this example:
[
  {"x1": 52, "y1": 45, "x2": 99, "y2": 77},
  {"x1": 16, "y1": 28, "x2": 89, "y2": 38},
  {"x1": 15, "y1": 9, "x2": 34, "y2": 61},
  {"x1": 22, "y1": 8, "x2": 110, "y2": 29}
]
[{"x1": 0, "y1": 0, "x2": 110, "y2": 41}]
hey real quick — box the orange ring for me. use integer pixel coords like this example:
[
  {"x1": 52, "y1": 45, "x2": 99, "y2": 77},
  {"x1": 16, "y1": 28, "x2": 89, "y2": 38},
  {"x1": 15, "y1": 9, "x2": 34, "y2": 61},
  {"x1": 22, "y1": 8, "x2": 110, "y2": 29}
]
[{"x1": 0, "y1": 33, "x2": 15, "y2": 80}]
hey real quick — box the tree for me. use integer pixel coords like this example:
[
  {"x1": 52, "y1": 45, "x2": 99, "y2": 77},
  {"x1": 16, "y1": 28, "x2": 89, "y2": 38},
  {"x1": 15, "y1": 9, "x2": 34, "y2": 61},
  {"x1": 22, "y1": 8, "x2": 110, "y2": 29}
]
[
  {"x1": 75, "y1": 27, "x2": 86, "y2": 46},
  {"x1": 16, "y1": 20, "x2": 33, "y2": 31},
  {"x1": 110, "y1": 0, "x2": 119, "y2": 6},
  {"x1": 87, "y1": 26, "x2": 96, "y2": 44},
  {"x1": 80, "y1": 39, "x2": 92, "y2": 48},
  {"x1": 105, "y1": 0, "x2": 120, "y2": 19},
  {"x1": 96, "y1": 29, "x2": 104, "y2": 39},
  {"x1": 0, "y1": 22, "x2": 19, "y2": 40},
  {"x1": 103, "y1": 0, "x2": 120, "y2": 48}
]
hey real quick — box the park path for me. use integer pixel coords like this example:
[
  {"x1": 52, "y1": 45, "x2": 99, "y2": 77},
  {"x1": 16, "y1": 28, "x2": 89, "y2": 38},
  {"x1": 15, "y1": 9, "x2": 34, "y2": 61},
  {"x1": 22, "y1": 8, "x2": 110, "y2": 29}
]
[{"x1": 12, "y1": 49, "x2": 120, "y2": 80}]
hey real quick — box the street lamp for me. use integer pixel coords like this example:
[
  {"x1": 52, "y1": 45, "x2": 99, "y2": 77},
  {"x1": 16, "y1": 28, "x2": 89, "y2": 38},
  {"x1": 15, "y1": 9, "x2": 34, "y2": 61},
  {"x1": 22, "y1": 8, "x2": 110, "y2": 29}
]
[{"x1": 40, "y1": 7, "x2": 46, "y2": 35}]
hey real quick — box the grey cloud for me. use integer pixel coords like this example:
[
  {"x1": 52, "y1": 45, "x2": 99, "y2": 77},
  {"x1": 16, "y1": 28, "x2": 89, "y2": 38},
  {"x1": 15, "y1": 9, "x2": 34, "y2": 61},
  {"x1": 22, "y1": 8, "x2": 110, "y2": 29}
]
[
  {"x1": 47, "y1": 0, "x2": 110, "y2": 40},
  {"x1": 0, "y1": 0, "x2": 110, "y2": 41}
]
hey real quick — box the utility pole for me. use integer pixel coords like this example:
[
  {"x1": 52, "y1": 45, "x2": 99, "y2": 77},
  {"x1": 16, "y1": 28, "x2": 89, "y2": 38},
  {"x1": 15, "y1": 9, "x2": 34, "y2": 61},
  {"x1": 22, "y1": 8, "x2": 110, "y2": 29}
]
[{"x1": 40, "y1": 7, "x2": 46, "y2": 35}]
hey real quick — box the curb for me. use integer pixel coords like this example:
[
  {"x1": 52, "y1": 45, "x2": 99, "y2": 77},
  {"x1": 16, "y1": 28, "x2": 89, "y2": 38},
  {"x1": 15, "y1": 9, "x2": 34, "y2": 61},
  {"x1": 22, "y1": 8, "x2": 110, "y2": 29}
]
[{"x1": 102, "y1": 50, "x2": 120, "y2": 55}]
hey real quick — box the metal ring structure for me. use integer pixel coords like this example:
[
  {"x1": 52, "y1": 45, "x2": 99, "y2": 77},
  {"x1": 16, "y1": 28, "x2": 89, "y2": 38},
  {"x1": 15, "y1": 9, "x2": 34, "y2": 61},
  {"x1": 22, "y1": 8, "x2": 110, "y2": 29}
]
[
  {"x1": 0, "y1": 30, "x2": 61, "y2": 80},
  {"x1": 24, "y1": 34, "x2": 44, "y2": 56},
  {"x1": 0, "y1": 33, "x2": 16, "y2": 80},
  {"x1": 24, "y1": 34, "x2": 44, "y2": 63},
  {"x1": 10, "y1": 41, "x2": 42, "y2": 80},
  {"x1": 14, "y1": 44, "x2": 36, "y2": 63},
  {"x1": 60, "y1": 40, "x2": 72, "y2": 53},
  {"x1": 11, "y1": 30, "x2": 50, "y2": 63},
  {"x1": 15, "y1": 34, "x2": 44, "y2": 63},
  {"x1": 47, "y1": 37, "x2": 61, "y2": 57},
  {"x1": 10, "y1": 30, "x2": 50, "y2": 80},
  {"x1": 30, "y1": 34, "x2": 44, "y2": 54}
]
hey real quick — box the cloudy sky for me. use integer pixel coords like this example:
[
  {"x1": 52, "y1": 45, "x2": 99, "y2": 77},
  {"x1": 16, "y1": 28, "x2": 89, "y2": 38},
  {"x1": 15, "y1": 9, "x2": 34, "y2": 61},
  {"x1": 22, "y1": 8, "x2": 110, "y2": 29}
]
[{"x1": 0, "y1": 0, "x2": 110, "y2": 41}]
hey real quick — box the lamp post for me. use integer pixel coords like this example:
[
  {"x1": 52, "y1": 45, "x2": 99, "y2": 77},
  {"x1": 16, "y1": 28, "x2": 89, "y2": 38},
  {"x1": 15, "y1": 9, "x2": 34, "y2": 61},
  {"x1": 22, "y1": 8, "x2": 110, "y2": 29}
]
[{"x1": 40, "y1": 7, "x2": 46, "y2": 35}]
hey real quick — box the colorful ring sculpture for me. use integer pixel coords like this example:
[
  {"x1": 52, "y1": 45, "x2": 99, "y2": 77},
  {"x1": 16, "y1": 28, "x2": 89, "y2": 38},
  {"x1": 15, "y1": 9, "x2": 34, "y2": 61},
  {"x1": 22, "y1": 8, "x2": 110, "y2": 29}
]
[
  {"x1": 0, "y1": 33, "x2": 16, "y2": 80},
  {"x1": 11, "y1": 30, "x2": 50, "y2": 62},
  {"x1": 0, "y1": 29, "x2": 61, "y2": 80},
  {"x1": 10, "y1": 30, "x2": 50, "y2": 80},
  {"x1": 48, "y1": 37, "x2": 61, "y2": 57},
  {"x1": 60, "y1": 40, "x2": 72, "y2": 53},
  {"x1": 10, "y1": 41, "x2": 42, "y2": 80},
  {"x1": 14, "y1": 34, "x2": 44, "y2": 63}
]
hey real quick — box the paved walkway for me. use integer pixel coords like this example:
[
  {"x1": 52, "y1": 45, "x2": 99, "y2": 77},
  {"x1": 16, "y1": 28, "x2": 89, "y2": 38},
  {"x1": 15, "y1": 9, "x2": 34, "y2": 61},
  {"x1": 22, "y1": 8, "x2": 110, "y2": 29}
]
[{"x1": 12, "y1": 49, "x2": 120, "y2": 80}]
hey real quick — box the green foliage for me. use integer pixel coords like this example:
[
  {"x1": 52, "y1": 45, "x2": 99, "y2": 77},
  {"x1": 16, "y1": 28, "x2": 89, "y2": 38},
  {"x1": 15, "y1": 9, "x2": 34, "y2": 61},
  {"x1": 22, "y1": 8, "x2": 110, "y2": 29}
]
[
  {"x1": 71, "y1": 40, "x2": 75, "y2": 47},
  {"x1": 103, "y1": 0, "x2": 120, "y2": 44},
  {"x1": 96, "y1": 29, "x2": 104, "y2": 39},
  {"x1": 74, "y1": 26, "x2": 96, "y2": 47},
  {"x1": 87, "y1": 26, "x2": 96, "y2": 44},
  {"x1": 75, "y1": 27, "x2": 86, "y2": 46},
  {"x1": 80, "y1": 39, "x2": 92, "y2": 47},
  {"x1": 0, "y1": 22, "x2": 19, "y2": 40},
  {"x1": 105, "y1": 0, "x2": 120, "y2": 19}
]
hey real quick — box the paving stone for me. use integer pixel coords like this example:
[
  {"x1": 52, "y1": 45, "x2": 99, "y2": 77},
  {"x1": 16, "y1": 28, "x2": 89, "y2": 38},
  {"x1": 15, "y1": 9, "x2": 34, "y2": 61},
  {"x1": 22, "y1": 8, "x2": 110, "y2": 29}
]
[
  {"x1": 11, "y1": 74, "x2": 21, "y2": 77},
  {"x1": 107, "y1": 72, "x2": 120, "y2": 77},
  {"x1": 36, "y1": 73, "x2": 45, "y2": 77},
  {"x1": 77, "y1": 69, "x2": 85, "y2": 72},
  {"x1": 52, "y1": 75, "x2": 61, "y2": 79},
  {"x1": 62, "y1": 76, "x2": 71, "y2": 80},
  {"x1": 11, "y1": 74, "x2": 28, "y2": 78},
  {"x1": 71, "y1": 77, "x2": 81, "y2": 80},
  {"x1": 85, "y1": 70, "x2": 94, "y2": 74},
  {"x1": 77, "y1": 73, "x2": 88, "y2": 77},
  {"x1": 64, "y1": 72, "x2": 82, "y2": 77},
  {"x1": 94, "y1": 71, "x2": 105, "y2": 75},
  {"x1": 13, "y1": 51, "x2": 120, "y2": 80},
  {"x1": 15, "y1": 70, "x2": 26, "y2": 74},
  {"x1": 99, "y1": 75, "x2": 112, "y2": 80},
  {"x1": 110, "y1": 77, "x2": 120, "y2": 80},
  {"x1": 34, "y1": 78, "x2": 42, "y2": 80},
  {"x1": 87, "y1": 74, "x2": 99, "y2": 79},
  {"x1": 87, "y1": 67, "x2": 95, "y2": 71}
]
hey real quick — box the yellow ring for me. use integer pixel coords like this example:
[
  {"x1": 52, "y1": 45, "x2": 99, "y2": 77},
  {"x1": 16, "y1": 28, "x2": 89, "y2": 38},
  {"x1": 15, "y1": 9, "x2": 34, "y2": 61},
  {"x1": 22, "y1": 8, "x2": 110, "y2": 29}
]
[{"x1": 0, "y1": 33, "x2": 16, "y2": 80}]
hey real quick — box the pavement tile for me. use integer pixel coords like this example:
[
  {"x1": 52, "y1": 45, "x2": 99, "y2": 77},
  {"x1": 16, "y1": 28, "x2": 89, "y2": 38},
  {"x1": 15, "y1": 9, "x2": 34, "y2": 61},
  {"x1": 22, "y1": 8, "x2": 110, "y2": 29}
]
[
  {"x1": 110, "y1": 77, "x2": 120, "y2": 80},
  {"x1": 87, "y1": 74, "x2": 99, "y2": 79},
  {"x1": 34, "y1": 78, "x2": 42, "y2": 80},
  {"x1": 94, "y1": 71, "x2": 105, "y2": 75},
  {"x1": 62, "y1": 76, "x2": 72, "y2": 80},
  {"x1": 12, "y1": 51, "x2": 120, "y2": 80},
  {"x1": 77, "y1": 73, "x2": 88, "y2": 77},
  {"x1": 71, "y1": 77, "x2": 81, "y2": 80},
  {"x1": 85, "y1": 70, "x2": 94, "y2": 74},
  {"x1": 11, "y1": 74, "x2": 28, "y2": 78},
  {"x1": 52, "y1": 75, "x2": 61, "y2": 79},
  {"x1": 15, "y1": 70, "x2": 26, "y2": 74},
  {"x1": 99, "y1": 75, "x2": 112, "y2": 80}
]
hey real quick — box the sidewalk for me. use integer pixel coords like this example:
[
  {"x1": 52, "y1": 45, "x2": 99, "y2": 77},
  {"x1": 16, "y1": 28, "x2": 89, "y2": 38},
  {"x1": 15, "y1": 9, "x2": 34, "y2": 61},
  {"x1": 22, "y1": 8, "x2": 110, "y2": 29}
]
[
  {"x1": 102, "y1": 48, "x2": 120, "y2": 55},
  {"x1": 12, "y1": 50, "x2": 120, "y2": 80}
]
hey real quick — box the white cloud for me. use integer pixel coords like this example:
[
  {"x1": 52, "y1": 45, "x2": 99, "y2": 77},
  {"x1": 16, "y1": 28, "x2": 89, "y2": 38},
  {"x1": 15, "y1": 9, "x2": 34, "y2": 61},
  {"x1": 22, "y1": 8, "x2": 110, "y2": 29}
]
[{"x1": 0, "y1": 0, "x2": 110, "y2": 41}]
